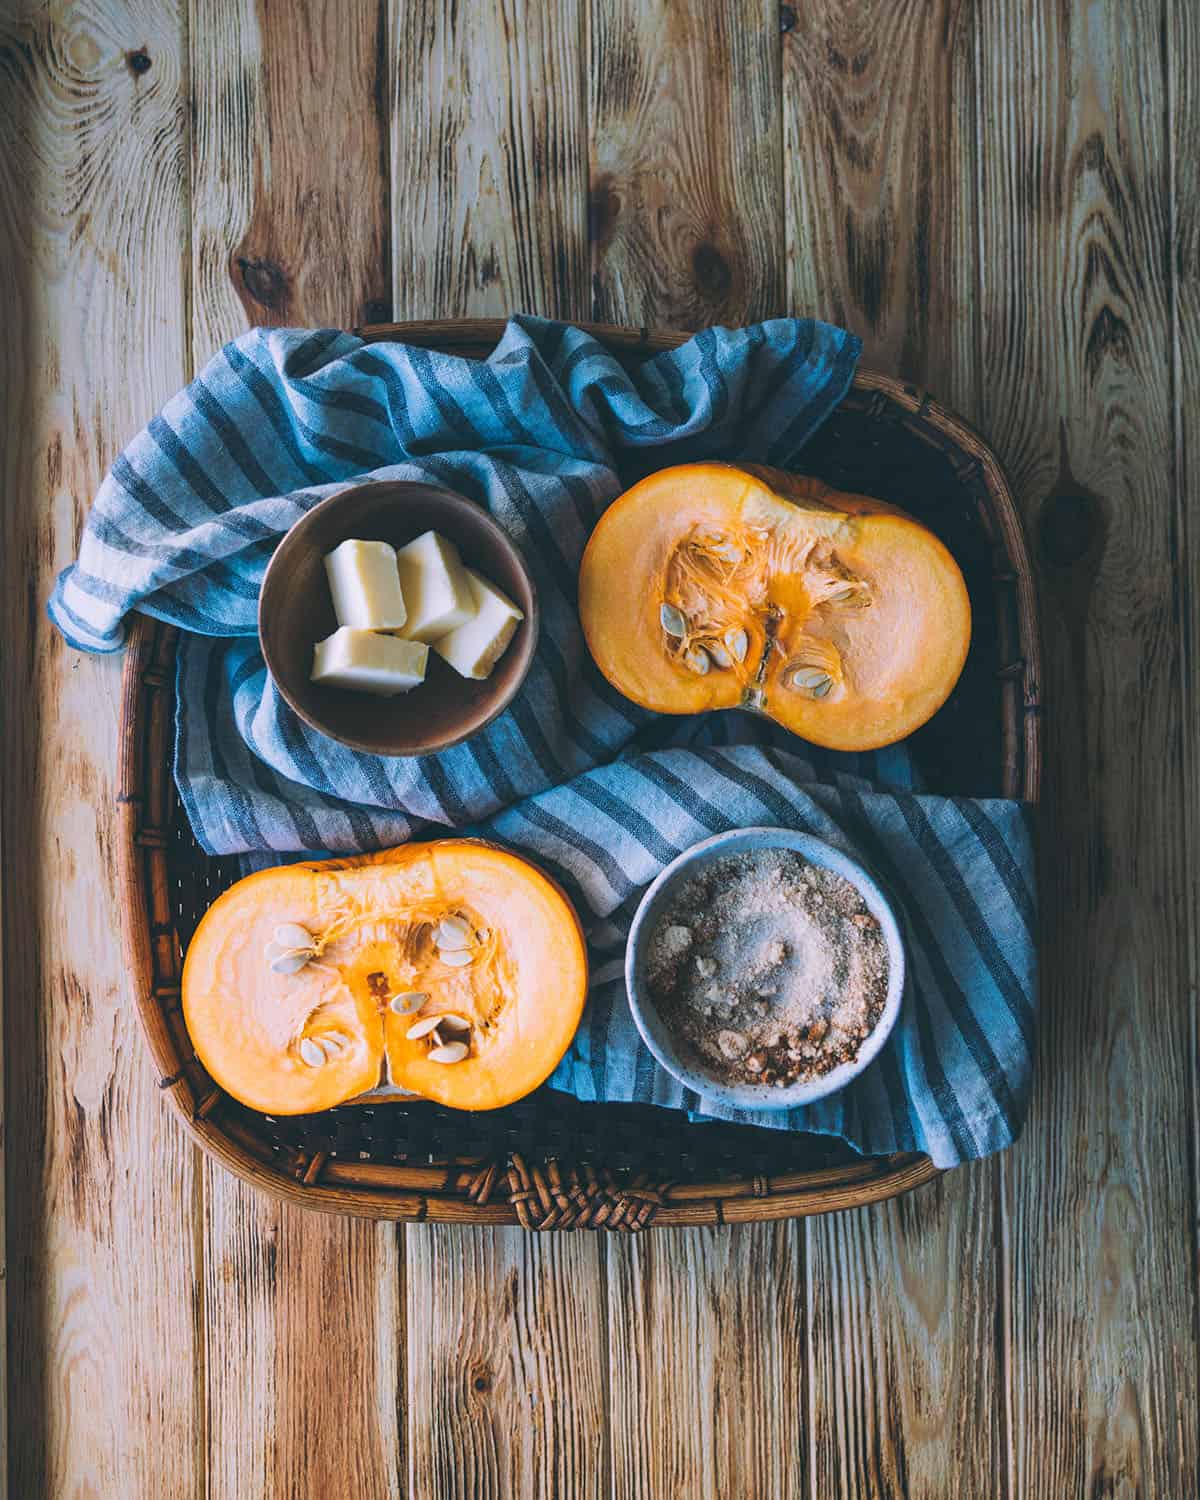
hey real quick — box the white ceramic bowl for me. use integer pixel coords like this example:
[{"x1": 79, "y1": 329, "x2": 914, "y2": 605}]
[{"x1": 624, "y1": 827, "x2": 906, "y2": 1110}]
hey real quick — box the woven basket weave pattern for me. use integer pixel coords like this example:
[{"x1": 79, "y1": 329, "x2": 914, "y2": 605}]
[{"x1": 117, "y1": 321, "x2": 1041, "y2": 1229}]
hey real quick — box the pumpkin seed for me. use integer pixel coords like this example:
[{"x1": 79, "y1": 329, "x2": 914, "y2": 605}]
[
  {"x1": 274, "y1": 922, "x2": 315, "y2": 951},
  {"x1": 436, "y1": 1013, "x2": 472, "y2": 1035},
  {"x1": 435, "y1": 916, "x2": 472, "y2": 950},
  {"x1": 270, "y1": 951, "x2": 311, "y2": 975},
  {"x1": 659, "y1": 602, "x2": 687, "y2": 638},
  {"x1": 708, "y1": 641, "x2": 732, "y2": 669},
  {"x1": 406, "y1": 1016, "x2": 443, "y2": 1040},
  {"x1": 438, "y1": 947, "x2": 474, "y2": 968},
  {"x1": 710, "y1": 540, "x2": 743, "y2": 565},
  {"x1": 683, "y1": 645, "x2": 710, "y2": 676},
  {"x1": 317, "y1": 1037, "x2": 344, "y2": 1062},
  {"x1": 724, "y1": 627, "x2": 749, "y2": 663},
  {"x1": 298, "y1": 1038, "x2": 326, "y2": 1068},
  {"x1": 428, "y1": 1041, "x2": 469, "y2": 1065},
  {"x1": 786, "y1": 666, "x2": 834, "y2": 697},
  {"x1": 389, "y1": 990, "x2": 428, "y2": 1015}
]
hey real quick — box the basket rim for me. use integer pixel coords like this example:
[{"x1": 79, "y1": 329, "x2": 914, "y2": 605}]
[{"x1": 116, "y1": 318, "x2": 1041, "y2": 1228}]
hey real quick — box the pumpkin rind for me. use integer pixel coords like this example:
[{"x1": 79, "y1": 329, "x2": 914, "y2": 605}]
[
  {"x1": 578, "y1": 462, "x2": 971, "y2": 751},
  {"x1": 182, "y1": 841, "x2": 588, "y2": 1115}
]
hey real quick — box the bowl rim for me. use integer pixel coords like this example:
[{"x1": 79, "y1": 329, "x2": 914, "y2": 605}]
[
  {"x1": 257, "y1": 478, "x2": 540, "y2": 755},
  {"x1": 624, "y1": 826, "x2": 906, "y2": 1111}
]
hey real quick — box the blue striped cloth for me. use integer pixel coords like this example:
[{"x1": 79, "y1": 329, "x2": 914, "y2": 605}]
[{"x1": 50, "y1": 316, "x2": 1036, "y2": 1165}]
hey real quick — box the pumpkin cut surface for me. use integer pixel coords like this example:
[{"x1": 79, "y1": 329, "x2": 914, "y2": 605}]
[
  {"x1": 579, "y1": 462, "x2": 971, "y2": 751},
  {"x1": 182, "y1": 841, "x2": 588, "y2": 1115}
]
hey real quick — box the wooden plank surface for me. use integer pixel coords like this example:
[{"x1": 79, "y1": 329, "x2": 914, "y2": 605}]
[
  {"x1": 0, "y1": 4, "x2": 202, "y2": 1496},
  {"x1": 4, "y1": 0, "x2": 1200, "y2": 1495},
  {"x1": 607, "y1": 1226, "x2": 806, "y2": 1499},
  {"x1": 188, "y1": 5, "x2": 403, "y2": 1497},
  {"x1": 977, "y1": 2, "x2": 1197, "y2": 1494},
  {"x1": 389, "y1": 0, "x2": 589, "y2": 321},
  {"x1": 781, "y1": 8, "x2": 1005, "y2": 1495},
  {"x1": 588, "y1": 0, "x2": 784, "y2": 327},
  {"x1": 405, "y1": 1227, "x2": 608, "y2": 1497},
  {"x1": 1170, "y1": 13, "x2": 1200, "y2": 1464}
]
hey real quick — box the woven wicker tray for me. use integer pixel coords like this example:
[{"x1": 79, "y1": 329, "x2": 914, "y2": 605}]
[{"x1": 117, "y1": 319, "x2": 1041, "y2": 1229}]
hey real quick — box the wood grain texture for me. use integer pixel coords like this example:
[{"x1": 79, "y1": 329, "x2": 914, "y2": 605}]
[
  {"x1": 805, "y1": 1172, "x2": 1002, "y2": 1496},
  {"x1": 189, "y1": 5, "x2": 403, "y2": 1496},
  {"x1": 588, "y1": 0, "x2": 784, "y2": 329},
  {"x1": 405, "y1": 1226, "x2": 608, "y2": 1498},
  {"x1": 204, "y1": 1179, "x2": 403, "y2": 1500},
  {"x1": 388, "y1": 0, "x2": 588, "y2": 321},
  {"x1": 977, "y1": 1, "x2": 1197, "y2": 1494},
  {"x1": 190, "y1": 0, "x2": 392, "y2": 361},
  {"x1": 0, "y1": 3, "x2": 200, "y2": 1495},
  {"x1": 782, "y1": 9, "x2": 1002, "y2": 1494},
  {"x1": 606, "y1": 1225, "x2": 805, "y2": 1499},
  {"x1": 1170, "y1": 18, "x2": 1200, "y2": 1483},
  {"x1": 782, "y1": 0, "x2": 979, "y2": 410}
]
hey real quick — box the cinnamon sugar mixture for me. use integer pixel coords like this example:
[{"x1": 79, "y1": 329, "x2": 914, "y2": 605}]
[{"x1": 645, "y1": 849, "x2": 889, "y2": 1089}]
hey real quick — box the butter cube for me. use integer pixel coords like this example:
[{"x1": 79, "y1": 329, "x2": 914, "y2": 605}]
[
  {"x1": 432, "y1": 570, "x2": 524, "y2": 680},
  {"x1": 324, "y1": 539, "x2": 407, "y2": 631},
  {"x1": 311, "y1": 627, "x2": 428, "y2": 696},
  {"x1": 393, "y1": 530, "x2": 476, "y2": 643}
]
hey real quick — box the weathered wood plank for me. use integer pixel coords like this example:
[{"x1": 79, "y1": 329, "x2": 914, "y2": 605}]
[
  {"x1": 978, "y1": 1, "x2": 1196, "y2": 1493},
  {"x1": 588, "y1": 0, "x2": 784, "y2": 328},
  {"x1": 388, "y1": 8, "x2": 607, "y2": 1495},
  {"x1": 606, "y1": 1225, "x2": 806, "y2": 1499},
  {"x1": 781, "y1": 8, "x2": 1002, "y2": 1493},
  {"x1": 388, "y1": 0, "x2": 588, "y2": 321},
  {"x1": 189, "y1": 4, "x2": 403, "y2": 1496},
  {"x1": 0, "y1": 3, "x2": 200, "y2": 1495},
  {"x1": 1169, "y1": 19, "x2": 1200, "y2": 1490},
  {"x1": 191, "y1": 0, "x2": 392, "y2": 363},
  {"x1": 782, "y1": 0, "x2": 979, "y2": 411},
  {"x1": 405, "y1": 1227, "x2": 608, "y2": 1498}
]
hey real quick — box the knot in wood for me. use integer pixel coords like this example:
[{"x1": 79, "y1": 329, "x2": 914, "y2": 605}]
[{"x1": 1037, "y1": 491, "x2": 1105, "y2": 569}]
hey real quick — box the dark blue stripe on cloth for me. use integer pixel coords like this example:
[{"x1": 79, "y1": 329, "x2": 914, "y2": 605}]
[
  {"x1": 896, "y1": 794, "x2": 1035, "y2": 1048},
  {"x1": 203, "y1": 645, "x2": 268, "y2": 850},
  {"x1": 953, "y1": 798, "x2": 1037, "y2": 940},
  {"x1": 224, "y1": 342, "x2": 338, "y2": 487},
  {"x1": 570, "y1": 778, "x2": 683, "y2": 867},
  {"x1": 191, "y1": 380, "x2": 283, "y2": 496},
  {"x1": 350, "y1": 351, "x2": 420, "y2": 447},
  {"x1": 840, "y1": 785, "x2": 1013, "y2": 1156},
  {"x1": 287, "y1": 376, "x2": 392, "y2": 429},
  {"x1": 509, "y1": 799, "x2": 634, "y2": 905}
]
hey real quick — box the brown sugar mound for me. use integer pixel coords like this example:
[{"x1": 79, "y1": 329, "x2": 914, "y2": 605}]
[{"x1": 644, "y1": 848, "x2": 889, "y2": 1090}]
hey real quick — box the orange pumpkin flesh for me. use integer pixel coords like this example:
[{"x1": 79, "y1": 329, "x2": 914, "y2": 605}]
[
  {"x1": 579, "y1": 462, "x2": 971, "y2": 751},
  {"x1": 182, "y1": 841, "x2": 588, "y2": 1115}
]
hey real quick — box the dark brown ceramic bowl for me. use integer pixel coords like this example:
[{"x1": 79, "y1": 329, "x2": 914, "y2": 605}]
[{"x1": 258, "y1": 481, "x2": 539, "y2": 755}]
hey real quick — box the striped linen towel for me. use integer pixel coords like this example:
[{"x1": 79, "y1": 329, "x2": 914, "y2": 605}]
[{"x1": 50, "y1": 316, "x2": 1036, "y2": 1165}]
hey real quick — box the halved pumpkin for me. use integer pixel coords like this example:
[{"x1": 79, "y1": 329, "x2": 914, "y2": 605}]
[
  {"x1": 579, "y1": 462, "x2": 971, "y2": 751},
  {"x1": 182, "y1": 840, "x2": 588, "y2": 1115}
]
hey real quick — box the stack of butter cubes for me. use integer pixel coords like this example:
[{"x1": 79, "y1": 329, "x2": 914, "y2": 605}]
[{"x1": 311, "y1": 530, "x2": 524, "y2": 697}]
